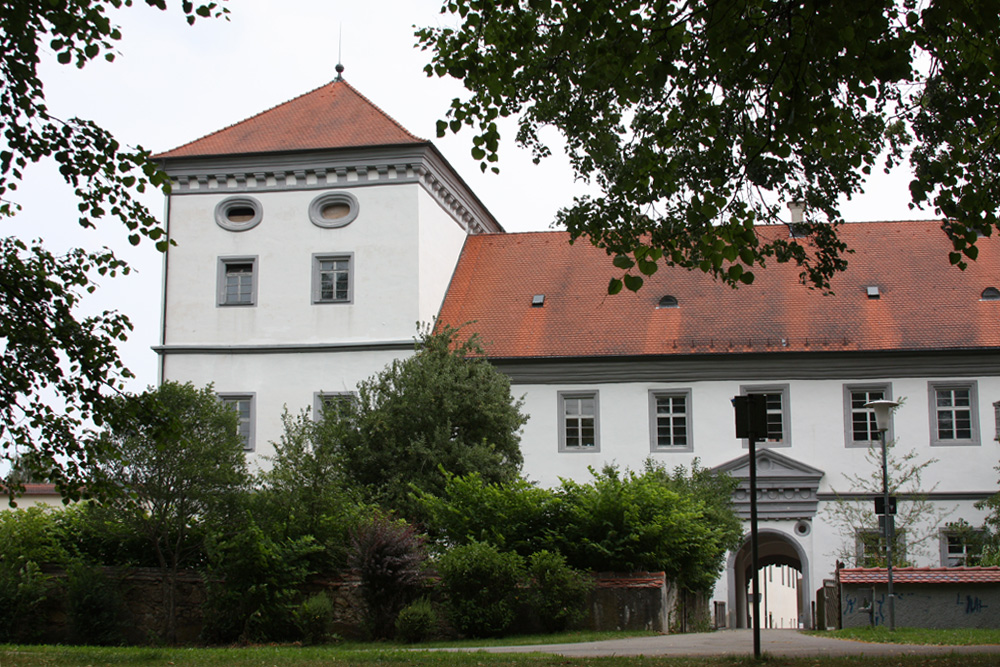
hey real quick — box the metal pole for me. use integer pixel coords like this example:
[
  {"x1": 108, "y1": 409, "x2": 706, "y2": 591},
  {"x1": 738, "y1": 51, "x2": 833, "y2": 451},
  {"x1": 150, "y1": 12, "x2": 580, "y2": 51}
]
[
  {"x1": 880, "y1": 429, "x2": 895, "y2": 631},
  {"x1": 749, "y1": 434, "x2": 761, "y2": 658}
]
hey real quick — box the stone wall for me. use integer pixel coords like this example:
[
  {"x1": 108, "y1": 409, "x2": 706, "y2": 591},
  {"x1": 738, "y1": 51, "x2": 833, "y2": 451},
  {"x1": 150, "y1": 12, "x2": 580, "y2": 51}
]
[{"x1": 840, "y1": 582, "x2": 1000, "y2": 629}]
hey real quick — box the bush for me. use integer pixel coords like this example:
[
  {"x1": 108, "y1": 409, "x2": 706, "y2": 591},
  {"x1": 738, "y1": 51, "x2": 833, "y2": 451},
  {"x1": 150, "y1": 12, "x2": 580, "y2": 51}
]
[
  {"x1": 437, "y1": 542, "x2": 524, "y2": 638},
  {"x1": 526, "y1": 550, "x2": 592, "y2": 633},
  {"x1": 349, "y1": 512, "x2": 427, "y2": 639},
  {"x1": 298, "y1": 592, "x2": 335, "y2": 645},
  {"x1": 0, "y1": 560, "x2": 50, "y2": 643},
  {"x1": 395, "y1": 597, "x2": 437, "y2": 643},
  {"x1": 66, "y1": 561, "x2": 126, "y2": 645}
]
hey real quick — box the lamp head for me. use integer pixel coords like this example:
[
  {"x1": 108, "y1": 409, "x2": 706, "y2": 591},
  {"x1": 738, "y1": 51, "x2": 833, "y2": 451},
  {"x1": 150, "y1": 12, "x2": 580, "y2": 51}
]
[{"x1": 863, "y1": 399, "x2": 900, "y2": 433}]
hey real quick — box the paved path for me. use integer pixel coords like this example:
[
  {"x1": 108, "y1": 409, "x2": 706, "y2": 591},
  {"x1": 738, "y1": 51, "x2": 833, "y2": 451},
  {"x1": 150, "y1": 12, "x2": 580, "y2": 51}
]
[{"x1": 449, "y1": 629, "x2": 1000, "y2": 658}]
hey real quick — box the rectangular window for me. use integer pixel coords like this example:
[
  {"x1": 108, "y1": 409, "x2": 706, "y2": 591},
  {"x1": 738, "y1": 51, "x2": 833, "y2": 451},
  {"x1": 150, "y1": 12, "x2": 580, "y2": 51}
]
[
  {"x1": 559, "y1": 391, "x2": 599, "y2": 451},
  {"x1": 843, "y1": 384, "x2": 892, "y2": 447},
  {"x1": 941, "y1": 531, "x2": 984, "y2": 567},
  {"x1": 312, "y1": 253, "x2": 353, "y2": 304},
  {"x1": 856, "y1": 528, "x2": 905, "y2": 568},
  {"x1": 218, "y1": 393, "x2": 255, "y2": 451},
  {"x1": 928, "y1": 381, "x2": 980, "y2": 446},
  {"x1": 649, "y1": 390, "x2": 693, "y2": 452},
  {"x1": 217, "y1": 256, "x2": 258, "y2": 306},
  {"x1": 314, "y1": 391, "x2": 357, "y2": 421},
  {"x1": 740, "y1": 384, "x2": 790, "y2": 447}
]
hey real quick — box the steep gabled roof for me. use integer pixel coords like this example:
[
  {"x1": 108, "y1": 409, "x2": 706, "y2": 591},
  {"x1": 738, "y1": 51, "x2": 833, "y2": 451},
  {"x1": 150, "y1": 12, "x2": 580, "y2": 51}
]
[
  {"x1": 438, "y1": 221, "x2": 1000, "y2": 359},
  {"x1": 155, "y1": 80, "x2": 424, "y2": 159}
]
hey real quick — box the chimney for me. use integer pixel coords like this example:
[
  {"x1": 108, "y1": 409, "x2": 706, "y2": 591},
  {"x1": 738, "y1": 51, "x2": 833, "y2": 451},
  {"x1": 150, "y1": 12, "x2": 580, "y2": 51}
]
[{"x1": 787, "y1": 201, "x2": 807, "y2": 238}]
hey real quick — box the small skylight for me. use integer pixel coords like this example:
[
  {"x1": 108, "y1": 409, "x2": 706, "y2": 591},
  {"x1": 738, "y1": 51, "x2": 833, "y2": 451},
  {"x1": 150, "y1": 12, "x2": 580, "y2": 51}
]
[
  {"x1": 657, "y1": 295, "x2": 679, "y2": 309},
  {"x1": 982, "y1": 287, "x2": 1000, "y2": 301},
  {"x1": 866, "y1": 286, "x2": 880, "y2": 299},
  {"x1": 531, "y1": 294, "x2": 545, "y2": 308}
]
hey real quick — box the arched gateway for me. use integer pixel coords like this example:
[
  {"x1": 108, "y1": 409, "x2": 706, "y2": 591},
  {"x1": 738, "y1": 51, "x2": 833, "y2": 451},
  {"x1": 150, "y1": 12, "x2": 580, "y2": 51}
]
[{"x1": 713, "y1": 450, "x2": 825, "y2": 629}]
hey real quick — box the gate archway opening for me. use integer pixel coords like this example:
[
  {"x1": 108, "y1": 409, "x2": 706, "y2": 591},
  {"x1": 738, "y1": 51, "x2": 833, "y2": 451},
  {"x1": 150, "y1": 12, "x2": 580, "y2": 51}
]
[{"x1": 728, "y1": 529, "x2": 810, "y2": 629}]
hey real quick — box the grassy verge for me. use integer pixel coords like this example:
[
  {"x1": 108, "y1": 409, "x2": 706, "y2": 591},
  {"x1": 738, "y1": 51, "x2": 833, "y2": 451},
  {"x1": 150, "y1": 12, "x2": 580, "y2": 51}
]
[
  {"x1": 810, "y1": 626, "x2": 1000, "y2": 645},
  {"x1": 3, "y1": 645, "x2": 1000, "y2": 667},
  {"x1": 335, "y1": 629, "x2": 658, "y2": 649}
]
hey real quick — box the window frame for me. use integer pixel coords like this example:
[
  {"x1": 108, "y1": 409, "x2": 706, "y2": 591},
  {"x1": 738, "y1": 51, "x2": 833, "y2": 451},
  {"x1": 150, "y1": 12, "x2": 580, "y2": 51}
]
[
  {"x1": 939, "y1": 529, "x2": 984, "y2": 567},
  {"x1": 217, "y1": 256, "x2": 258, "y2": 307},
  {"x1": 843, "y1": 383, "x2": 893, "y2": 448},
  {"x1": 739, "y1": 384, "x2": 791, "y2": 447},
  {"x1": 312, "y1": 252, "x2": 354, "y2": 304},
  {"x1": 928, "y1": 381, "x2": 980, "y2": 447},
  {"x1": 218, "y1": 392, "x2": 255, "y2": 451},
  {"x1": 648, "y1": 389, "x2": 693, "y2": 453},
  {"x1": 855, "y1": 527, "x2": 906, "y2": 568},
  {"x1": 313, "y1": 391, "x2": 358, "y2": 421},
  {"x1": 558, "y1": 391, "x2": 600, "y2": 452}
]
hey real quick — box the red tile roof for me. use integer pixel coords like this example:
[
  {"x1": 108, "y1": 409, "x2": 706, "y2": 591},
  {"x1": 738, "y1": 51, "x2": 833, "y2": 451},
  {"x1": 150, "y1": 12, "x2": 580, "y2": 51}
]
[
  {"x1": 155, "y1": 80, "x2": 424, "y2": 159},
  {"x1": 437, "y1": 221, "x2": 1000, "y2": 358},
  {"x1": 839, "y1": 567, "x2": 1000, "y2": 584}
]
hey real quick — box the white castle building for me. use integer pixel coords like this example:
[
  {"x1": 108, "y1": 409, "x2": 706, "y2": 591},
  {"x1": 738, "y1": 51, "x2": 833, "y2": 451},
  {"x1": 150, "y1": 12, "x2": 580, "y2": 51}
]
[{"x1": 155, "y1": 77, "x2": 1000, "y2": 629}]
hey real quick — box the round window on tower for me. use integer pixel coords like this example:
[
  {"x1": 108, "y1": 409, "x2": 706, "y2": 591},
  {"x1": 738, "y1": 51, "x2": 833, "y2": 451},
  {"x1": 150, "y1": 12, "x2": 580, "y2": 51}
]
[
  {"x1": 215, "y1": 196, "x2": 263, "y2": 231},
  {"x1": 309, "y1": 191, "x2": 359, "y2": 229}
]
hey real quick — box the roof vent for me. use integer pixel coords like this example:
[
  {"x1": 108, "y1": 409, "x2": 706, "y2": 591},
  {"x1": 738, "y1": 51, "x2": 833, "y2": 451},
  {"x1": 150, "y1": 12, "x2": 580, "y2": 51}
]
[
  {"x1": 657, "y1": 295, "x2": 679, "y2": 309},
  {"x1": 982, "y1": 287, "x2": 1000, "y2": 301},
  {"x1": 866, "y1": 286, "x2": 880, "y2": 299},
  {"x1": 531, "y1": 294, "x2": 545, "y2": 308}
]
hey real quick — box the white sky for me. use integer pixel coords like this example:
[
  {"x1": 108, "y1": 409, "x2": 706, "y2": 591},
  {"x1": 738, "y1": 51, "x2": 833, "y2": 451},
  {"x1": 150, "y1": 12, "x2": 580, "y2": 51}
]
[{"x1": 3, "y1": 0, "x2": 936, "y2": 392}]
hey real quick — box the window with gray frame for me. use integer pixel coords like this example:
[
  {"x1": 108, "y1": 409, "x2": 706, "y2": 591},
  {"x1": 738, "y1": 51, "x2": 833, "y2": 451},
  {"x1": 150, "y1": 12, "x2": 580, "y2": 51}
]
[
  {"x1": 856, "y1": 528, "x2": 905, "y2": 568},
  {"x1": 928, "y1": 381, "x2": 979, "y2": 446},
  {"x1": 649, "y1": 390, "x2": 693, "y2": 452},
  {"x1": 558, "y1": 391, "x2": 599, "y2": 451},
  {"x1": 314, "y1": 391, "x2": 358, "y2": 421},
  {"x1": 843, "y1": 384, "x2": 892, "y2": 447},
  {"x1": 740, "y1": 384, "x2": 790, "y2": 446},
  {"x1": 218, "y1": 393, "x2": 254, "y2": 451},
  {"x1": 217, "y1": 256, "x2": 257, "y2": 306},
  {"x1": 312, "y1": 253, "x2": 353, "y2": 304},
  {"x1": 940, "y1": 530, "x2": 984, "y2": 567}
]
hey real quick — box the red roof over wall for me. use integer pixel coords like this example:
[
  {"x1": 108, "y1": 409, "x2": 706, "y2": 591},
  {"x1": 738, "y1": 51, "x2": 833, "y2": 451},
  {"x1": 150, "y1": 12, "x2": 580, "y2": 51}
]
[
  {"x1": 155, "y1": 80, "x2": 424, "y2": 159},
  {"x1": 437, "y1": 221, "x2": 1000, "y2": 359},
  {"x1": 839, "y1": 567, "x2": 1000, "y2": 584}
]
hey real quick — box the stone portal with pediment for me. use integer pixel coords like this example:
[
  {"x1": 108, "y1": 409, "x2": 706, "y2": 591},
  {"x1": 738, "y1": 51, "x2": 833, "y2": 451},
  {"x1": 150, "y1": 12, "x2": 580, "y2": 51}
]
[{"x1": 713, "y1": 450, "x2": 825, "y2": 520}]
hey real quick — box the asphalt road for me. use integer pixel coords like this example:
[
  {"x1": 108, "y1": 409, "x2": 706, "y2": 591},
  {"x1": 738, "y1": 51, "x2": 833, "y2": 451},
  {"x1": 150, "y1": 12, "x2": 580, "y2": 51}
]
[{"x1": 451, "y1": 629, "x2": 1000, "y2": 658}]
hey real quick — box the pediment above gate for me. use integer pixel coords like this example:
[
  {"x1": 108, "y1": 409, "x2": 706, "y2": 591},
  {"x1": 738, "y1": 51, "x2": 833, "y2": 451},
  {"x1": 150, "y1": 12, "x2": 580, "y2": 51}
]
[{"x1": 713, "y1": 450, "x2": 825, "y2": 520}]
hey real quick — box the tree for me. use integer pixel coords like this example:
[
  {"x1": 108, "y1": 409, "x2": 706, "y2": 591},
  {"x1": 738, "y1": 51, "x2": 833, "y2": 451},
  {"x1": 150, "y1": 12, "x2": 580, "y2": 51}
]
[
  {"x1": 0, "y1": 0, "x2": 226, "y2": 500},
  {"x1": 418, "y1": 1, "x2": 1000, "y2": 292},
  {"x1": 337, "y1": 325, "x2": 527, "y2": 516},
  {"x1": 92, "y1": 381, "x2": 249, "y2": 643},
  {"x1": 824, "y1": 441, "x2": 951, "y2": 568}
]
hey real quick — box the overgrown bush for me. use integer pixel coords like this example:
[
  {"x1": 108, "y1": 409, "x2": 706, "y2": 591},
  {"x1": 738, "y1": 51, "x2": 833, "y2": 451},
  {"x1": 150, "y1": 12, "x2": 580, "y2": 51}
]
[
  {"x1": 201, "y1": 515, "x2": 320, "y2": 644},
  {"x1": 298, "y1": 592, "x2": 335, "y2": 645},
  {"x1": 0, "y1": 560, "x2": 50, "y2": 643},
  {"x1": 349, "y1": 512, "x2": 427, "y2": 639},
  {"x1": 66, "y1": 561, "x2": 126, "y2": 645},
  {"x1": 526, "y1": 550, "x2": 592, "y2": 632},
  {"x1": 395, "y1": 597, "x2": 437, "y2": 643},
  {"x1": 437, "y1": 541, "x2": 524, "y2": 638}
]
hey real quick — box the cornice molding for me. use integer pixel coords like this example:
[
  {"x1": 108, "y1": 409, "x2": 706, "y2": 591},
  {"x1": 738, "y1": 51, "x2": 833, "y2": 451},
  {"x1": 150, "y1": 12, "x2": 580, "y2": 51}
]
[{"x1": 158, "y1": 144, "x2": 502, "y2": 235}]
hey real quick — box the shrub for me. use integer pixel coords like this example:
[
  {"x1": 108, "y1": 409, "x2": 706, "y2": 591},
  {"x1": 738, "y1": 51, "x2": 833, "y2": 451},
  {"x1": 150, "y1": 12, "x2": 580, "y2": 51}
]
[
  {"x1": 66, "y1": 561, "x2": 126, "y2": 645},
  {"x1": 395, "y1": 597, "x2": 437, "y2": 643},
  {"x1": 526, "y1": 550, "x2": 592, "y2": 632},
  {"x1": 298, "y1": 592, "x2": 335, "y2": 645},
  {"x1": 437, "y1": 542, "x2": 524, "y2": 638},
  {"x1": 349, "y1": 511, "x2": 427, "y2": 639},
  {"x1": 0, "y1": 560, "x2": 50, "y2": 643}
]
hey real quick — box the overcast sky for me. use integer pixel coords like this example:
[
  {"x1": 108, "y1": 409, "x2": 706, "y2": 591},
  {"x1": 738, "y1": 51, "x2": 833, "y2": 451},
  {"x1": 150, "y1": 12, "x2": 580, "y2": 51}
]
[{"x1": 3, "y1": 0, "x2": 936, "y2": 392}]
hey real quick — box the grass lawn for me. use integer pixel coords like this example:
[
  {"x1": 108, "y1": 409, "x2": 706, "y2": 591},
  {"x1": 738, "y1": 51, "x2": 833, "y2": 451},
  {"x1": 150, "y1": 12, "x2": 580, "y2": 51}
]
[{"x1": 810, "y1": 626, "x2": 1000, "y2": 645}]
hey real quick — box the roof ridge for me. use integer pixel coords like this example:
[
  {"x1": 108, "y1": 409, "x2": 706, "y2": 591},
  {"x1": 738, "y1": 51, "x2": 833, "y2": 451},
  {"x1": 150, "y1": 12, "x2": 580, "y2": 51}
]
[{"x1": 338, "y1": 79, "x2": 424, "y2": 144}]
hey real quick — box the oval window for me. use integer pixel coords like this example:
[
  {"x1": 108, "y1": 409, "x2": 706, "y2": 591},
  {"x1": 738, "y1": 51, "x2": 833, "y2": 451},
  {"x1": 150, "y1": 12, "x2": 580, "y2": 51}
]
[
  {"x1": 309, "y1": 191, "x2": 359, "y2": 229},
  {"x1": 215, "y1": 196, "x2": 263, "y2": 231}
]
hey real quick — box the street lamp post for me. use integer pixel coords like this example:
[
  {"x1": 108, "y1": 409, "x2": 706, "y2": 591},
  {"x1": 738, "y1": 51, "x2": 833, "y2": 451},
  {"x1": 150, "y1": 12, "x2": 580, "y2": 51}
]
[{"x1": 865, "y1": 399, "x2": 899, "y2": 632}]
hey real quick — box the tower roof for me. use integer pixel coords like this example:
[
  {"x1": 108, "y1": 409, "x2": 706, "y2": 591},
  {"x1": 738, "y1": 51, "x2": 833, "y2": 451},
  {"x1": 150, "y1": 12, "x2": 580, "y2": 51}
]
[{"x1": 155, "y1": 79, "x2": 425, "y2": 159}]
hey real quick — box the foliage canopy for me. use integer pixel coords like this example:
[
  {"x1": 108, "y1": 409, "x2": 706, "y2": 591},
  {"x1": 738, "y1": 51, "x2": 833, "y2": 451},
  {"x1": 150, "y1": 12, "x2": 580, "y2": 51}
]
[
  {"x1": 0, "y1": 0, "x2": 226, "y2": 499},
  {"x1": 418, "y1": 0, "x2": 1000, "y2": 292}
]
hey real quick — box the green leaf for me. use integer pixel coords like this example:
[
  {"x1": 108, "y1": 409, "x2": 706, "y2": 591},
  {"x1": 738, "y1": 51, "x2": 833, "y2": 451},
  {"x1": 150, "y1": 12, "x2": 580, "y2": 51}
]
[
  {"x1": 623, "y1": 274, "x2": 644, "y2": 292},
  {"x1": 608, "y1": 277, "x2": 623, "y2": 295},
  {"x1": 612, "y1": 254, "x2": 634, "y2": 270}
]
